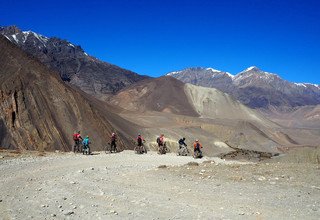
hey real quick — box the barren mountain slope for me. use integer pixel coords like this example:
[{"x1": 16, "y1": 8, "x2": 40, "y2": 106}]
[
  {"x1": 0, "y1": 26, "x2": 148, "y2": 98},
  {"x1": 110, "y1": 77, "x2": 314, "y2": 155},
  {"x1": 260, "y1": 105, "x2": 320, "y2": 129},
  {"x1": 185, "y1": 83, "x2": 266, "y2": 122},
  {"x1": 0, "y1": 36, "x2": 139, "y2": 151},
  {"x1": 109, "y1": 76, "x2": 199, "y2": 117},
  {"x1": 168, "y1": 66, "x2": 320, "y2": 109}
]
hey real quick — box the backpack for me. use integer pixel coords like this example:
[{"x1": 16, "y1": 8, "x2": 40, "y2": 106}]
[
  {"x1": 73, "y1": 133, "x2": 78, "y2": 141},
  {"x1": 156, "y1": 137, "x2": 160, "y2": 144}
]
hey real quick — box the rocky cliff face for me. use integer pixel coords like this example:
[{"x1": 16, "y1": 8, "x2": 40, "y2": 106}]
[
  {"x1": 0, "y1": 26, "x2": 148, "y2": 99},
  {"x1": 0, "y1": 36, "x2": 134, "y2": 151},
  {"x1": 168, "y1": 66, "x2": 320, "y2": 109}
]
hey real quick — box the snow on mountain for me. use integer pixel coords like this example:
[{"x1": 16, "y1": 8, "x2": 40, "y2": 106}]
[
  {"x1": 0, "y1": 25, "x2": 147, "y2": 96},
  {"x1": 206, "y1": 67, "x2": 221, "y2": 73},
  {"x1": 167, "y1": 66, "x2": 320, "y2": 108}
]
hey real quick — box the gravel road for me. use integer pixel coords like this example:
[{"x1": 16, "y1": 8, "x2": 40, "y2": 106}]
[{"x1": 0, "y1": 150, "x2": 319, "y2": 220}]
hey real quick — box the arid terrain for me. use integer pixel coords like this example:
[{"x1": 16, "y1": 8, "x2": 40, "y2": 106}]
[
  {"x1": 0, "y1": 149, "x2": 319, "y2": 220},
  {"x1": 1, "y1": 25, "x2": 320, "y2": 220}
]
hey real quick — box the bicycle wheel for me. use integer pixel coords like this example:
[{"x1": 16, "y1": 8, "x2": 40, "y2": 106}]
[{"x1": 105, "y1": 144, "x2": 111, "y2": 154}]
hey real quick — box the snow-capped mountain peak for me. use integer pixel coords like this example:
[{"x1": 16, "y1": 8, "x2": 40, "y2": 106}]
[
  {"x1": 206, "y1": 67, "x2": 221, "y2": 72},
  {"x1": 166, "y1": 65, "x2": 320, "y2": 108},
  {"x1": 245, "y1": 66, "x2": 259, "y2": 71},
  {"x1": 166, "y1": 70, "x2": 182, "y2": 76}
]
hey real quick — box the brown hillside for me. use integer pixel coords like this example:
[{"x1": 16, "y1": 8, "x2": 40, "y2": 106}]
[
  {"x1": 0, "y1": 36, "x2": 137, "y2": 151},
  {"x1": 110, "y1": 76, "x2": 199, "y2": 117}
]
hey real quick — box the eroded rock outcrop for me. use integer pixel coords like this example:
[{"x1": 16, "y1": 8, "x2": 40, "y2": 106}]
[{"x1": 0, "y1": 36, "x2": 133, "y2": 151}]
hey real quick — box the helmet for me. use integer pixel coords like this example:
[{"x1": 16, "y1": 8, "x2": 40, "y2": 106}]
[
  {"x1": 86, "y1": 135, "x2": 89, "y2": 138},
  {"x1": 78, "y1": 131, "x2": 81, "y2": 133},
  {"x1": 182, "y1": 137, "x2": 185, "y2": 140},
  {"x1": 195, "y1": 139, "x2": 199, "y2": 142},
  {"x1": 112, "y1": 133, "x2": 115, "y2": 136}
]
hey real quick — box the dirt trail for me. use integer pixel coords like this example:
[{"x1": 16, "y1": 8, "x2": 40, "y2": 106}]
[{"x1": 0, "y1": 151, "x2": 319, "y2": 220}]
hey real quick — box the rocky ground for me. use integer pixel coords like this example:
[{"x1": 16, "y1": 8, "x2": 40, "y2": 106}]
[{"x1": 0, "y1": 150, "x2": 319, "y2": 220}]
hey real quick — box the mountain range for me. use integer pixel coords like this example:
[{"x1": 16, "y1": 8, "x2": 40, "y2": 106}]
[
  {"x1": 0, "y1": 25, "x2": 319, "y2": 153},
  {"x1": 109, "y1": 76, "x2": 320, "y2": 154},
  {"x1": 167, "y1": 67, "x2": 320, "y2": 109},
  {"x1": 0, "y1": 26, "x2": 147, "y2": 99}
]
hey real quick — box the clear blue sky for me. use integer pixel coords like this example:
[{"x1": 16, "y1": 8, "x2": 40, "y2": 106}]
[{"x1": 1, "y1": 0, "x2": 319, "y2": 83}]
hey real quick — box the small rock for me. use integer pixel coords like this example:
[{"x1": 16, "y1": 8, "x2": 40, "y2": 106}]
[
  {"x1": 109, "y1": 210, "x2": 117, "y2": 214},
  {"x1": 91, "y1": 167, "x2": 94, "y2": 170},
  {"x1": 58, "y1": 205, "x2": 63, "y2": 208},
  {"x1": 187, "y1": 162, "x2": 199, "y2": 166},
  {"x1": 239, "y1": 212, "x2": 245, "y2": 215},
  {"x1": 258, "y1": 176, "x2": 266, "y2": 181},
  {"x1": 0, "y1": 199, "x2": 2, "y2": 202},
  {"x1": 79, "y1": 170, "x2": 84, "y2": 173},
  {"x1": 64, "y1": 211, "x2": 74, "y2": 216},
  {"x1": 51, "y1": 214, "x2": 56, "y2": 217},
  {"x1": 73, "y1": 206, "x2": 77, "y2": 209},
  {"x1": 63, "y1": 197, "x2": 67, "y2": 200},
  {"x1": 70, "y1": 181, "x2": 76, "y2": 185}
]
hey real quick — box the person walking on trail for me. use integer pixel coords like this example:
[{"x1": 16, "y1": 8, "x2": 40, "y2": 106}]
[
  {"x1": 110, "y1": 132, "x2": 117, "y2": 153},
  {"x1": 73, "y1": 131, "x2": 83, "y2": 153},
  {"x1": 193, "y1": 139, "x2": 203, "y2": 158},
  {"x1": 82, "y1": 135, "x2": 91, "y2": 155}
]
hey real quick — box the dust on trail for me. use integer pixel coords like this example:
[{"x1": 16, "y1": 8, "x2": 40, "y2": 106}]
[{"x1": 0, "y1": 151, "x2": 319, "y2": 220}]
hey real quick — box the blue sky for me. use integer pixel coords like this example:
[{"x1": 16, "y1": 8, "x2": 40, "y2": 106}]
[{"x1": 1, "y1": 0, "x2": 319, "y2": 83}]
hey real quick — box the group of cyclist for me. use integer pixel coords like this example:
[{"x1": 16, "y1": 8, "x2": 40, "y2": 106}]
[
  {"x1": 72, "y1": 131, "x2": 203, "y2": 158},
  {"x1": 72, "y1": 131, "x2": 118, "y2": 155}
]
